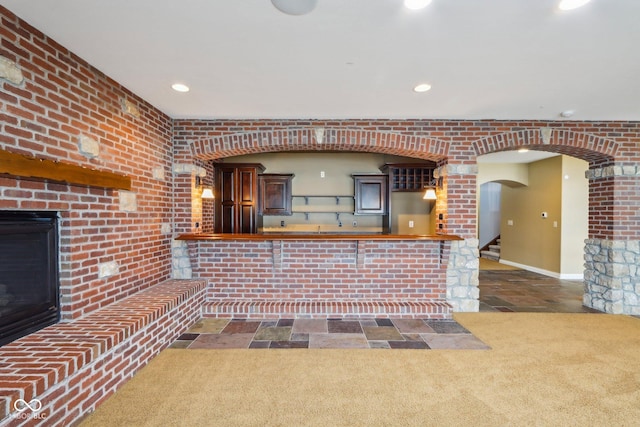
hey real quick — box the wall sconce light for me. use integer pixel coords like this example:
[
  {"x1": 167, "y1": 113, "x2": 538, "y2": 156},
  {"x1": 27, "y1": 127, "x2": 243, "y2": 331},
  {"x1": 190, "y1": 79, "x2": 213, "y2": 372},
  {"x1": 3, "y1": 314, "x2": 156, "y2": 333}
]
[
  {"x1": 201, "y1": 188, "x2": 214, "y2": 199},
  {"x1": 423, "y1": 176, "x2": 442, "y2": 200},
  {"x1": 423, "y1": 187, "x2": 437, "y2": 200},
  {"x1": 195, "y1": 176, "x2": 214, "y2": 199}
]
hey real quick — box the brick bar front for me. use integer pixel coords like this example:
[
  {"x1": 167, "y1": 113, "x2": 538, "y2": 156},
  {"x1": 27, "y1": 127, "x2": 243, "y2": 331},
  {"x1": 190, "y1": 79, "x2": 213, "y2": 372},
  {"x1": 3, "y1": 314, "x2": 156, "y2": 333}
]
[{"x1": 181, "y1": 234, "x2": 458, "y2": 319}]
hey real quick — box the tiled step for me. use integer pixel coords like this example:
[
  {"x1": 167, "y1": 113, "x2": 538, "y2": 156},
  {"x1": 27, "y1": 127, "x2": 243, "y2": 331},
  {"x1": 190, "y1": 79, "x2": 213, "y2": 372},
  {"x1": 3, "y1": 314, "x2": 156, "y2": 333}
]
[{"x1": 202, "y1": 299, "x2": 453, "y2": 320}]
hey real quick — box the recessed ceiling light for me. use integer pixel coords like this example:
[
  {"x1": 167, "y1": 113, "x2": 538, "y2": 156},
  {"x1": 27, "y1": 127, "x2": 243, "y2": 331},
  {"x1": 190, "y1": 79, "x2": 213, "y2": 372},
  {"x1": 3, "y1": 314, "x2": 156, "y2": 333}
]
[
  {"x1": 413, "y1": 83, "x2": 432, "y2": 93},
  {"x1": 518, "y1": 148, "x2": 529, "y2": 153},
  {"x1": 404, "y1": 0, "x2": 432, "y2": 10},
  {"x1": 171, "y1": 83, "x2": 190, "y2": 93},
  {"x1": 560, "y1": 110, "x2": 575, "y2": 118},
  {"x1": 558, "y1": 0, "x2": 591, "y2": 11}
]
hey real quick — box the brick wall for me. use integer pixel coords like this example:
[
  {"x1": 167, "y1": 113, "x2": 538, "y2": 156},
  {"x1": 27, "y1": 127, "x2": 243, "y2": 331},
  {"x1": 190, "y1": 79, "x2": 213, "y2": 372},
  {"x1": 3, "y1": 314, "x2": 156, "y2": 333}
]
[
  {"x1": 195, "y1": 240, "x2": 445, "y2": 301},
  {"x1": 173, "y1": 121, "x2": 640, "y2": 240},
  {"x1": 0, "y1": 7, "x2": 174, "y2": 320}
]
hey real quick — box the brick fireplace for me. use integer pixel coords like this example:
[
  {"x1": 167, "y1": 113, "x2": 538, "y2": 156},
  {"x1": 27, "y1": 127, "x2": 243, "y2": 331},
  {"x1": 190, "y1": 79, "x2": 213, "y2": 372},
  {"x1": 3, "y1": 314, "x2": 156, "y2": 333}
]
[{"x1": 0, "y1": 211, "x2": 59, "y2": 346}]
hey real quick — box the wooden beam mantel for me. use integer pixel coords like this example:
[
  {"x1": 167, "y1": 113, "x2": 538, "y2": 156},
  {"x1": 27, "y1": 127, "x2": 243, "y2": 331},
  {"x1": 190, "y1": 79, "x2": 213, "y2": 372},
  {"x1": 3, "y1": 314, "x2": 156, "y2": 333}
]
[{"x1": 0, "y1": 149, "x2": 132, "y2": 191}]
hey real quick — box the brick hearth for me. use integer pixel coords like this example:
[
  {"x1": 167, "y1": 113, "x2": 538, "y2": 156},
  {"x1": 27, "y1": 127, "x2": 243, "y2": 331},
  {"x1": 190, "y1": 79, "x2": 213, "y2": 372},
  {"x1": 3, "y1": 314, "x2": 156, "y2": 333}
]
[{"x1": 0, "y1": 280, "x2": 205, "y2": 425}]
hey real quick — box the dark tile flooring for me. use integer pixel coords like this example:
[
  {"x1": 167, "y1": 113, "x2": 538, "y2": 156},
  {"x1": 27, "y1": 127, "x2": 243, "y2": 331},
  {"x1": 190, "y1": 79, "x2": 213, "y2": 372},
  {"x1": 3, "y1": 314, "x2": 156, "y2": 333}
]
[
  {"x1": 170, "y1": 318, "x2": 490, "y2": 350},
  {"x1": 479, "y1": 268, "x2": 602, "y2": 313},
  {"x1": 170, "y1": 265, "x2": 610, "y2": 350}
]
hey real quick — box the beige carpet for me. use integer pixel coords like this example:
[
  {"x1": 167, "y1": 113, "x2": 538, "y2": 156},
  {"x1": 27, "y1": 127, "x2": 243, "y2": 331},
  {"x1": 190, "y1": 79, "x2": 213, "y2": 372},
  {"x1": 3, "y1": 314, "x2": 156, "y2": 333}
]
[{"x1": 81, "y1": 313, "x2": 640, "y2": 427}]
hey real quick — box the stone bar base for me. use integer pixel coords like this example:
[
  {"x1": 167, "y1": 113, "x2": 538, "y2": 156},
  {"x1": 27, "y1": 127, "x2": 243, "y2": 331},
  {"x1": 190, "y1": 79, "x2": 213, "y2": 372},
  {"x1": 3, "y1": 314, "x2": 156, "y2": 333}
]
[
  {"x1": 446, "y1": 239, "x2": 480, "y2": 312},
  {"x1": 584, "y1": 239, "x2": 640, "y2": 314}
]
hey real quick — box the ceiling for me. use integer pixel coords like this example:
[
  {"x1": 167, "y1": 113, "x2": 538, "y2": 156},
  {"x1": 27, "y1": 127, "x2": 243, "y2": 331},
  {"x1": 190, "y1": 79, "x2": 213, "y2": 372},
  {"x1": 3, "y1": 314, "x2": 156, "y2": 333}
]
[{"x1": 1, "y1": 0, "x2": 639, "y2": 121}]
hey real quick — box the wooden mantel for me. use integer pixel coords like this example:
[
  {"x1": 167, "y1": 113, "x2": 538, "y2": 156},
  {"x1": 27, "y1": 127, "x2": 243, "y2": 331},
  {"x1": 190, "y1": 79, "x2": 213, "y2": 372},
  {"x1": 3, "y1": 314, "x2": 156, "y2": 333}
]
[{"x1": 0, "y1": 149, "x2": 132, "y2": 190}]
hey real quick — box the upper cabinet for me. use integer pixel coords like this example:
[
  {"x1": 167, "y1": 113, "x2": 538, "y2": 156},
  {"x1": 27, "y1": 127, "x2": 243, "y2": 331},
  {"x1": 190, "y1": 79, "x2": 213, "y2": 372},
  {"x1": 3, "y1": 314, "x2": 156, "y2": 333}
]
[
  {"x1": 214, "y1": 163, "x2": 265, "y2": 233},
  {"x1": 258, "y1": 174, "x2": 294, "y2": 216},
  {"x1": 352, "y1": 174, "x2": 388, "y2": 215}
]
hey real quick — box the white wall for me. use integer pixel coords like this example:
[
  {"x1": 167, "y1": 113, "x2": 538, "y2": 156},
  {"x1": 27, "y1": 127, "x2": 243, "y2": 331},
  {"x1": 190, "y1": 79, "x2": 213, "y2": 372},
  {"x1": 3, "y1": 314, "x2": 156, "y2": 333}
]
[
  {"x1": 560, "y1": 156, "x2": 589, "y2": 277},
  {"x1": 478, "y1": 182, "x2": 501, "y2": 248}
]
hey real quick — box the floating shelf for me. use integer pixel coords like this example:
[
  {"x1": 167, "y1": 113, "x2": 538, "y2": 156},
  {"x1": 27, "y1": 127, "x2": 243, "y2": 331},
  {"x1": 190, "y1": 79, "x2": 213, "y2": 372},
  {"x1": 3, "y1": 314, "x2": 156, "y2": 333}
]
[{"x1": 292, "y1": 195, "x2": 354, "y2": 205}]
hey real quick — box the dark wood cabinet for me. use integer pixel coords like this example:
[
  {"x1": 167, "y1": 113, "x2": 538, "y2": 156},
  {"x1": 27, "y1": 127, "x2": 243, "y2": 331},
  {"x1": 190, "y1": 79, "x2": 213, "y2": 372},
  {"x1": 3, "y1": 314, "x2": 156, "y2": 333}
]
[
  {"x1": 353, "y1": 174, "x2": 388, "y2": 215},
  {"x1": 259, "y1": 174, "x2": 293, "y2": 216},
  {"x1": 214, "y1": 163, "x2": 264, "y2": 233}
]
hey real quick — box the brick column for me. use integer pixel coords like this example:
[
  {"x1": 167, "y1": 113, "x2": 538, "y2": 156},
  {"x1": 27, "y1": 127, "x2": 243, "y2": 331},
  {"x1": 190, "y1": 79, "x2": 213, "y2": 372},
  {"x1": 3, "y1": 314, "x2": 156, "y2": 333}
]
[
  {"x1": 584, "y1": 165, "x2": 640, "y2": 314},
  {"x1": 441, "y1": 164, "x2": 480, "y2": 312}
]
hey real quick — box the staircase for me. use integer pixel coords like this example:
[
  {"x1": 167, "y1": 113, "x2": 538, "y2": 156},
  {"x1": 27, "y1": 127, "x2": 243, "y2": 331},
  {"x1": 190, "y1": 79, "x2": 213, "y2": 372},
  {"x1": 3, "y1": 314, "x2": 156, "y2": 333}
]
[{"x1": 480, "y1": 237, "x2": 501, "y2": 261}]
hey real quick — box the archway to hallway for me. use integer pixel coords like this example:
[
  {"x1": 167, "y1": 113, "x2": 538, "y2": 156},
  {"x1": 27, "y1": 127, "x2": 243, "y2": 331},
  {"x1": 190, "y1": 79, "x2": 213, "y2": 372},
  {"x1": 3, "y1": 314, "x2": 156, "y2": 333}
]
[{"x1": 473, "y1": 128, "x2": 617, "y2": 313}]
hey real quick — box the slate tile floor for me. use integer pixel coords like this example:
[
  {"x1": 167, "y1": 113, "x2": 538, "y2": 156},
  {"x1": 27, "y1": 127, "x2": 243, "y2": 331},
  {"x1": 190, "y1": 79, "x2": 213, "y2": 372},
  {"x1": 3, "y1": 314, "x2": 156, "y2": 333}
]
[
  {"x1": 170, "y1": 318, "x2": 490, "y2": 350},
  {"x1": 170, "y1": 265, "x2": 611, "y2": 350},
  {"x1": 479, "y1": 268, "x2": 602, "y2": 313}
]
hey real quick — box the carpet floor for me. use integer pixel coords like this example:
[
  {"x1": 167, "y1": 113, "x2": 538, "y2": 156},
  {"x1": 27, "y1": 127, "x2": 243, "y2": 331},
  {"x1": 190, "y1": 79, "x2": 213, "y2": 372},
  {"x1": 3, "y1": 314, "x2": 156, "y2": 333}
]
[{"x1": 80, "y1": 313, "x2": 640, "y2": 427}]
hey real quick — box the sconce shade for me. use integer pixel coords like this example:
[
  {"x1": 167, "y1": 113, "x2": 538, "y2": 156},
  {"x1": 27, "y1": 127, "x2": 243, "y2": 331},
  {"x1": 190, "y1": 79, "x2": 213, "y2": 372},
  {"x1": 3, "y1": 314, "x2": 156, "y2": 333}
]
[
  {"x1": 201, "y1": 188, "x2": 214, "y2": 199},
  {"x1": 423, "y1": 188, "x2": 437, "y2": 200}
]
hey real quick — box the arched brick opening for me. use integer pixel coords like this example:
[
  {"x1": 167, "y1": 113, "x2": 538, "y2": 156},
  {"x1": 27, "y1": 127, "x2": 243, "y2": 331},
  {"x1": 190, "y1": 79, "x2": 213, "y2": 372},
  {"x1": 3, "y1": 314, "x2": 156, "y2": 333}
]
[
  {"x1": 190, "y1": 127, "x2": 449, "y2": 162},
  {"x1": 472, "y1": 128, "x2": 638, "y2": 314},
  {"x1": 473, "y1": 128, "x2": 618, "y2": 167},
  {"x1": 472, "y1": 128, "x2": 617, "y2": 239},
  {"x1": 180, "y1": 127, "x2": 480, "y2": 315},
  {"x1": 189, "y1": 127, "x2": 452, "y2": 234}
]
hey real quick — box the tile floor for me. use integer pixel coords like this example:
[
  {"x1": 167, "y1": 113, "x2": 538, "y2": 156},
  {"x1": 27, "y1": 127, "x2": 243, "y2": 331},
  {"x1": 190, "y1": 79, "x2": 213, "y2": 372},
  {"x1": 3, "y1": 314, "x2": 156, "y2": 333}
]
[
  {"x1": 479, "y1": 268, "x2": 602, "y2": 313},
  {"x1": 170, "y1": 266, "x2": 609, "y2": 350},
  {"x1": 170, "y1": 318, "x2": 490, "y2": 350}
]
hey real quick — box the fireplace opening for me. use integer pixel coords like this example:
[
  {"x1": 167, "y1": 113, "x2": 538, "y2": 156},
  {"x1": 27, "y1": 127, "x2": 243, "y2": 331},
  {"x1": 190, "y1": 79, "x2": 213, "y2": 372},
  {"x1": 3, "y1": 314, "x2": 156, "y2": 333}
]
[{"x1": 0, "y1": 211, "x2": 60, "y2": 347}]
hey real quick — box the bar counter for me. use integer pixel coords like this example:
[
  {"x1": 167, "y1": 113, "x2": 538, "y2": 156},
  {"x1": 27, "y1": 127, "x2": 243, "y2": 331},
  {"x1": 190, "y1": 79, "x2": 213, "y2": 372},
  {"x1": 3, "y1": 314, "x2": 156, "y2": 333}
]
[{"x1": 176, "y1": 233, "x2": 462, "y2": 241}]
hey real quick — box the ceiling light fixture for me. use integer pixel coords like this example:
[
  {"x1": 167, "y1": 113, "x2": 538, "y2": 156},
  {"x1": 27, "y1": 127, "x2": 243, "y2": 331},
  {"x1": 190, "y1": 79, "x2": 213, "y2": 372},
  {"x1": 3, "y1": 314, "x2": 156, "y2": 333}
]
[
  {"x1": 560, "y1": 110, "x2": 575, "y2": 118},
  {"x1": 271, "y1": 0, "x2": 317, "y2": 15},
  {"x1": 558, "y1": 0, "x2": 591, "y2": 11},
  {"x1": 404, "y1": 0, "x2": 433, "y2": 10},
  {"x1": 171, "y1": 83, "x2": 190, "y2": 93},
  {"x1": 413, "y1": 83, "x2": 432, "y2": 93},
  {"x1": 518, "y1": 148, "x2": 529, "y2": 153}
]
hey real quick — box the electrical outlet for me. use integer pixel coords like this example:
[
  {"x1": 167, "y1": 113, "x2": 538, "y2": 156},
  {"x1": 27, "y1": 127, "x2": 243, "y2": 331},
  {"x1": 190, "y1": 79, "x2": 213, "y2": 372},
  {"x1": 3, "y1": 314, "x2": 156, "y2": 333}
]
[
  {"x1": 352, "y1": 221, "x2": 357, "y2": 227},
  {"x1": 409, "y1": 220, "x2": 414, "y2": 228},
  {"x1": 320, "y1": 171, "x2": 325, "y2": 178}
]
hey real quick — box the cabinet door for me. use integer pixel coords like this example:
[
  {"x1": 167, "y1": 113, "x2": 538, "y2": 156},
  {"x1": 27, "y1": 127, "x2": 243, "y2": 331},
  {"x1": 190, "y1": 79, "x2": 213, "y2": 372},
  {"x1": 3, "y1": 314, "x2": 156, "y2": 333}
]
[
  {"x1": 353, "y1": 175, "x2": 388, "y2": 215},
  {"x1": 215, "y1": 167, "x2": 237, "y2": 233},
  {"x1": 214, "y1": 165, "x2": 262, "y2": 233},
  {"x1": 237, "y1": 168, "x2": 258, "y2": 233},
  {"x1": 259, "y1": 174, "x2": 293, "y2": 215}
]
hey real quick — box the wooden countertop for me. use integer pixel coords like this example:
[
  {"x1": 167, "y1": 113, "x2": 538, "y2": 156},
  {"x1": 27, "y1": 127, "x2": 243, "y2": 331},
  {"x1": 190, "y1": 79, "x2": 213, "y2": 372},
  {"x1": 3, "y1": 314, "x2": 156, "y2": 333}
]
[{"x1": 176, "y1": 233, "x2": 463, "y2": 241}]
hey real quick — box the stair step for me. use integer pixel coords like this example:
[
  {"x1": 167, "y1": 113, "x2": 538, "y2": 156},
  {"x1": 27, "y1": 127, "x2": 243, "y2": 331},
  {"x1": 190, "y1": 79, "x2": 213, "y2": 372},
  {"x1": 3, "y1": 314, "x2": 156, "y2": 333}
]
[
  {"x1": 489, "y1": 244, "x2": 501, "y2": 252},
  {"x1": 480, "y1": 250, "x2": 500, "y2": 261}
]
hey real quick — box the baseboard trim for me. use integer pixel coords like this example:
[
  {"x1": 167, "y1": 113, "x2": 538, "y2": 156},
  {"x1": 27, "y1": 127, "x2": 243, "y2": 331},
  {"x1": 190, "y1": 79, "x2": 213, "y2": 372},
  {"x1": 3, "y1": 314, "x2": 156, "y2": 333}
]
[{"x1": 499, "y1": 260, "x2": 583, "y2": 280}]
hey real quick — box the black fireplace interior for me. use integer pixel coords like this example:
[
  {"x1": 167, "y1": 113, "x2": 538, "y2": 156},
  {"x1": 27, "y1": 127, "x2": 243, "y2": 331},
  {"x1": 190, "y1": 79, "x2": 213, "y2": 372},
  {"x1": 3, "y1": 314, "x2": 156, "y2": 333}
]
[{"x1": 0, "y1": 211, "x2": 60, "y2": 347}]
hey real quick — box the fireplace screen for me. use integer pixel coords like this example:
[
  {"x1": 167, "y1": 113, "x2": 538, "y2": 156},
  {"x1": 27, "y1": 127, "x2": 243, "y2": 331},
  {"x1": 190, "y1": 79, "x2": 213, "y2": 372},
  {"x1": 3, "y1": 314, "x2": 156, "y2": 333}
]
[{"x1": 0, "y1": 211, "x2": 60, "y2": 346}]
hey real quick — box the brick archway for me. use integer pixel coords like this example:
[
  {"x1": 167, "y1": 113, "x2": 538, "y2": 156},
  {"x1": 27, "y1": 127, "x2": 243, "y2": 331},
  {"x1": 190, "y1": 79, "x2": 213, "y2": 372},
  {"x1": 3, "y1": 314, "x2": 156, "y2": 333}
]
[
  {"x1": 472, "y1": 128, "x2": 640, "y2": 315},
  {"x1": 472, "y1": 128, "x2": 618, "y2": 166},
  {"x1": 190, "y1": 127, "x2": 449, "y2": 162}
]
